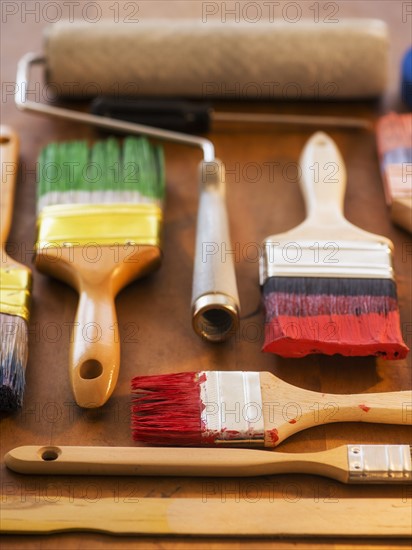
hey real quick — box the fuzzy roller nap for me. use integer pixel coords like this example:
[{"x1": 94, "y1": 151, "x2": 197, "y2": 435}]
[{"x1": 43, "y1": 19, "x2": 389, "y2": 99}]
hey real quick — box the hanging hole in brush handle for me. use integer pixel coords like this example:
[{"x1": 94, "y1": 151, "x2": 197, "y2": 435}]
[
  {"x1": 91, "y1": 98, "x2": 213, "y2": 134},
  {"x1": 191, "y1": 160, "x2": 240, "y2": 342}
]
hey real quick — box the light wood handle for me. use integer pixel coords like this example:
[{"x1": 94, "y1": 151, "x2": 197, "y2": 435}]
[
  {"x1": 191, "y1": 159, "x2": 239, "y2": 341},
  {"x1": 261, "y1": 373, "x2": 411, "y2": 446},
  {"x1": 70, "y1": 279, "x2": 119, "y2": 408},
  {"x1": 323, "y1": 390, "x2": 412, "y2": 425},
  {"x1": 36, "y1": 244, "x2": 160, "y2": 409},
  {"x1": 4, "y1": 445, "x2": 349, "y2": 482},
  {"x1": 1, "y1": 495, "x2": 410, "y2": 537},
  {"x1": 6, "y1": 444, "x2": 412, "y2": 485},
  {"x1": 0, "y1": 126, "x2": 19, "y2": 245},
  {"x1": 299, "y1": 131, "x2": 346, "y2": 224}
]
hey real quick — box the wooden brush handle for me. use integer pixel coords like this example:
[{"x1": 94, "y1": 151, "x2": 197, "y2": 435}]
[
  {"x1": 0, "y1": 126, "x2": 19, "y2": 245},
  {"x1": 262, "y1": 374, "x2": 411, "y2": 445},
  {"x1": 324, "y1": 389, "x2": 412, "y2": 425},
  {"x1": 4, "y1": 444, "x2": 348, "y2": 481},
  {"x1": 5, "y1": 444, "x2": 412, "y2": 484},
  {"x1": 299, "y1": 131, "x2": 346, "y2": 224},
  {"x1": 69, "y1": 252, "x2": 119, "y2": 408}
]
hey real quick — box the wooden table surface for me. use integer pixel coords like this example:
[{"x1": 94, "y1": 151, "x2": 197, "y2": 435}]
[{"x1": 1, "y1": 1, "x2": 411, "y2": 548}]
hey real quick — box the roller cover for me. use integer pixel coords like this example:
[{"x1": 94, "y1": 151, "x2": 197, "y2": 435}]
[{"x1": 45, "y1": 19, "x2": 388, "y2": 99}]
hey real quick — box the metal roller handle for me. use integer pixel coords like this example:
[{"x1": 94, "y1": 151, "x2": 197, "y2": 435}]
[
  {"x1": 15, "y1": 53, "x2": 239, "y2": 341},
  {"x1": 15, "y1": 54, "x2": 215, "y2": 161},
  {"x1": 192, "y1": 161, "x2": 240, "y2": 341}
]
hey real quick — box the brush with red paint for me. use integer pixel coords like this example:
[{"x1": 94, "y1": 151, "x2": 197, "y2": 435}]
[
  {"x1": 260, "y1": 132, "x2": 408, "y2": 359},
  {"x1": 131, "y1": 371, "x2": 411, "y2": 447}
]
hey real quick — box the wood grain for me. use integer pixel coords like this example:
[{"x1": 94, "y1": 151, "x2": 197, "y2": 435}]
[
  {"x1": 1, "y1": 497, "x2": 411, "y2": 537},
  {"x1": 1, "y1": 127, "x2": 21, "y2": 270}
]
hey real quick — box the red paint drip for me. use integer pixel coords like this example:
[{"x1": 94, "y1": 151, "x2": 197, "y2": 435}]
[
  {"x1": 288, "y1": 419, "x2": 297, "y2": 424},
  {"x1": 201, "y1": 430, "x2": 221, "y2": 445},
  {"x1": 267, "y1": 428, "x2": 279, "y2": 446},
  {"x1": 131, "y1": 372, "x2": 203, "y2": 445},
  {"x1": 358, "y1": 404, "x2": 371, "y2": 413},
  {"x1": 262, "y1": 311, "x2": 409, "y2": 359}
]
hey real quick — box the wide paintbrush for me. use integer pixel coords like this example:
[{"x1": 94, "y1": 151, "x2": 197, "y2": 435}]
[
  {"x1": 5, "y1": 443, "x2": 411, "y2": 483},
  {"x1": 260, "y1": 132, "x2": 408, "y2": 359},
  {"x1": 35, "y1": 137, "x2": 164, "y2": 408},
  {"x1": 131, "y1": 371, "x2": 411, "y2": 447}
]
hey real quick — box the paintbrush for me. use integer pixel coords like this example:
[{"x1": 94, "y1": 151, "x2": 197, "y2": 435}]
[
  {"x1": 131, "y1": 371, "x2": 412, "y2": 447},
  {"x1": 0, "y1": 126, "x2": 32, "y2": 411},
  {"x1": 5, "y1": 443, "x2": 411, "y2": 483},
  {"x1": 260, "y1": 132, "x2": 409, "y2": 359},
  {"x1": 376, "y1": 112, "x2": 412, "y2": 233},
  {"x1": 35, "y1": 137, "x2": 164, "y2": 408}
]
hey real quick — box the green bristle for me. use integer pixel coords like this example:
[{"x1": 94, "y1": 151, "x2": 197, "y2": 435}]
[
  {"x1": 70, "y1": 141, "x2": 89, "y2": 191},
  {"x1": 42, "y1": 142, "x2": 59, "y2": 196},
  {"x1": 105, "y1": 138, "x2": 121, "y2": 192},
  {"x1": 37, "y1": 147, "x2": 47, "y2": 200},
  {"x1": 124, "y1": 137, "x2": 147, "y2": 194},
  {"x1": 49, "y1": 142, "x2": 63, "y2": 193},
  {"x1": 59, "y1": 142, "x2": 71, "y2": 191},
  {"x1": 73, "y1": 142, "x2": 88, "y2": 190},
  {"x1": 122, "y1": 137, "x2": 136, "y2": 192},
  {"x1": 37, "y1": 137, "x2": 165, "y2": 206},
  {"x1": 38, "y1": 141, "x2": 89, "y2": 197},
  {"x1": 143, "y1": 138, "x2": 157, "y2": 198},
  {"x1": 89, "y1": 140, "x2": 106, "y2": 192},
  {"x1": 154, "y1": 145, "x2": 166, "y2": 201}
]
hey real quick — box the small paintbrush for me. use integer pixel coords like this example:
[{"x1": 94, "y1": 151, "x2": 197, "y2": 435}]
[
  {"x1": 260, "y1": 132, "x2": 409, "y2": 359},
  {"x1": 35, "y1": 137, "x2": 164, "y2": 408},
  {"x1": 0, "y1": 126, "x2": 32, "y2": 411},
  {"x1": 5, "y1": 443, "x2": 411, "y2": 483},
  {"x1": 131, "y1": 371, "x2": 411, "y2": 447}
]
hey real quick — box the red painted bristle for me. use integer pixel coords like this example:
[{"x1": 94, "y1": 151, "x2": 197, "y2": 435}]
[
  {"x1": 131, "y1": 372, "x2": 203, "y2": 445},
  {"x1": 263, "y1": 311, "x2": 408, "y2": 359},
  {"x1": 262, "y1": 278, "x2": 409, "y2": 359}
]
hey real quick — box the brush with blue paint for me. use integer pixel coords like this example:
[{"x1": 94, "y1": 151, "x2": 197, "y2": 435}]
[{"x1": 0, "y1": 126, "x2": 32, "y2": 411}]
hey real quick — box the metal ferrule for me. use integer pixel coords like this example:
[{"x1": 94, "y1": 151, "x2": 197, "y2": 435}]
[
  {"x1": 259, "y1": 238, "x2": 394, "y2": 284},
  {"x1": 347, "y1": 445, "x2": 412, "y2": 483},
  {"x1": 35, "y1": 203, "x2": 162, "y2": 250},
  {"x1": 192, "y1": 293, "x2": 239, "y2": 342},
  {"x1": 199, "y1": 371, "x2": 265, "y2": 445},
  {"x1": 0, "y1": 266, "x2": 32, "y2": 322}
]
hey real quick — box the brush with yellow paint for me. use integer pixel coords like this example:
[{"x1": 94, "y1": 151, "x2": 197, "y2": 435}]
[
  {"x1": 0, "y1": 126, "x2": 32, "y2": 411},
  {"x1": 35, "y1": 137, "x2": 164, "y2": 408}
]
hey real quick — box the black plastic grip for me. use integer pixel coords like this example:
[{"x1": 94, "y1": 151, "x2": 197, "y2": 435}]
[{"x1": 90, "y1": 98, "x2": 213, "y2": 134}]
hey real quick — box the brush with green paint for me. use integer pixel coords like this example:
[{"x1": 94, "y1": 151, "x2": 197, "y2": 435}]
[{"x1": 35, "y1": 137, "x2": 165, "y2": 408}]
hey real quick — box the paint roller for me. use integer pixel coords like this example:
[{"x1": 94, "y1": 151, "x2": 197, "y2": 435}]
[
  {"x1": 15, "y1": 19, "x2": 389, "y2": 341},
  {"x1": 42, "y1": 19, "x2": 388, "y2": 99}
]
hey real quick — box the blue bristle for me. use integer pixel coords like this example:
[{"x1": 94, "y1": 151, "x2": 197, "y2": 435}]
[{"x1": 0, "y1": 315, "x2": 28, "y2": 411}]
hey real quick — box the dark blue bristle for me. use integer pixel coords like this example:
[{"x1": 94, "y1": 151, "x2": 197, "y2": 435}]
[{"x1": 0, "y1": 315, "x2": 28, "y2": 412}]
